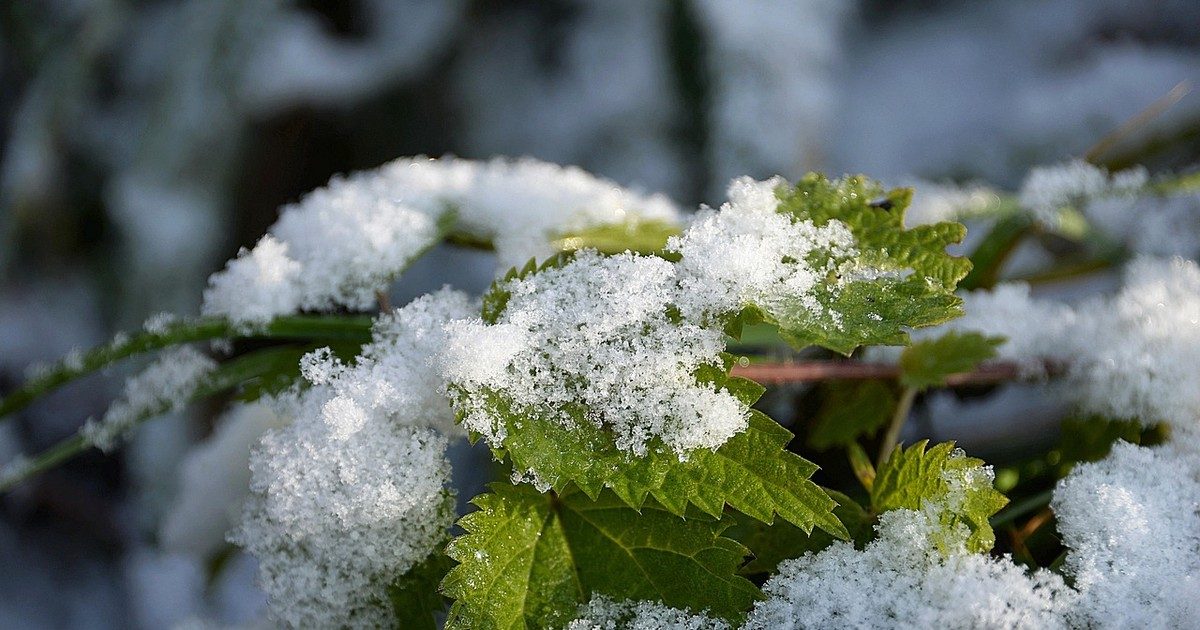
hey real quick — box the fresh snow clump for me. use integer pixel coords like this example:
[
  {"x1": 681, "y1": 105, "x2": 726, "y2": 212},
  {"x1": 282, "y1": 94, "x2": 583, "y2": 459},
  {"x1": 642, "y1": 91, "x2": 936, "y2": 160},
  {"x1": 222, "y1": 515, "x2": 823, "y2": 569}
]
[
  {"x1": 1053, "y1": 441, "x2": 1200, "y2": 627},
  {"x1": 443, "y1": 250, "x2": 745, "y2": 456},
  {"x1": 202, "y1": 157, "x2": 681, "y2": 326},
  {"x1": 202, "y1": 236, "x2": 303, "y2": 327},
  {"x1": 667, "y1": 176, "x2": 855, "y2": 324},
  {"x1": 745, "y1": 508, "x2": 1072, "y2": 629},
  {"x1": 231, "y1": 291, "x2": 472, "y2": 627}
]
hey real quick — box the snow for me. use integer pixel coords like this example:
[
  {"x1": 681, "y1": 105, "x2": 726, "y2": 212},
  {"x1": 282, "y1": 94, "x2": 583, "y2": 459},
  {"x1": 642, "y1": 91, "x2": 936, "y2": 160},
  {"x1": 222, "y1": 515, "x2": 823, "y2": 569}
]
[
  {"x1": 202, "y1": 156, "x2": 682, "y2": 327},
  {"x1": 1017, "y1": 160, "x2": 1146, "y2": 224},
  {"x1": 667, "y1": 176, "x2": 856, "y2": 325},
  {"x1": 160, "y1": 402, "x2": 286, "y2": 559},
  {"x1": 443, "y1": 250, "x2": 745, "y2": 456},
  {"x1": 1052, "y1": 440, "x2": 1200, "y2": 628},
  {"x1": 229, "y1": 290, "x2": 471, "y2": 626},
  {"x1": 568, "y1": 595, "x2": 730, "y2": 630},
  {"x1": 746, "y1": 508, "x2": 1072, "y2": 629},
  {"x1": 1085, "y1": 190, "x2": 1200, "y2": 258},
  {"x1": 80, "y1": 346, "x2": 216, "y2": 452},
  {"x1": 908, "y1": 256, "x2": 1200, "y2": 433}
]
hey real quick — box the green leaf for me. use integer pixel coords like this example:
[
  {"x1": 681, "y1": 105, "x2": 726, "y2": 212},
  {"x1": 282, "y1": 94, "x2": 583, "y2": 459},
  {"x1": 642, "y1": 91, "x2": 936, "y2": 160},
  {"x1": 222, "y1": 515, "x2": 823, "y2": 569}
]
[
  {"x1": 898, "y1": 331, "x2": 1004, "y2": 390},
  {"x1": 550, "y1": 218, "x2": 681, "y2": 256},
  {"x1": 454, "y1": 381, "x2": 848, "y2": 540},
  {"x1": 768, "y1": 174, "x2": 972, "y2": 354},
  {"x1": 725, "y1": 490, "x2": 874, "y2": 576},
  {"x1": 807, "y1": 380, "x2": 897, "y2": 449},
  {"x1": 442, "y1": 484, "x2": 759, "y2": 629},
  {"x1": 871, "y1": 441, "x2": 1008, "y2": 553},
  {"x1": 389, "y1": 551, "x2": 454, "y2": 630}
]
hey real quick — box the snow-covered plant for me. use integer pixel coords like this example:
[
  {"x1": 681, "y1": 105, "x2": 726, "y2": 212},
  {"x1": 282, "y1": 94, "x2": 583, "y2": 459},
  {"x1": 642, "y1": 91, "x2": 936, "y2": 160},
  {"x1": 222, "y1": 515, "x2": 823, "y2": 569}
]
[{"x1": 3, "y1": 155, "x2": 1200, "y2": 629}]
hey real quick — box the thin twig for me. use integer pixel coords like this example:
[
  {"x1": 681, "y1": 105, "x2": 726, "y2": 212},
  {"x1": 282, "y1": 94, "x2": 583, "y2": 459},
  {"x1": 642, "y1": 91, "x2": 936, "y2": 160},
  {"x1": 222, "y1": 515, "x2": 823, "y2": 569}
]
[
  {"x1": 1085, "y1": 80, "x2": 1192, "y2": 163},
  {"x1": 376, "y1": 290, "x2": 392, "y2": 313}
]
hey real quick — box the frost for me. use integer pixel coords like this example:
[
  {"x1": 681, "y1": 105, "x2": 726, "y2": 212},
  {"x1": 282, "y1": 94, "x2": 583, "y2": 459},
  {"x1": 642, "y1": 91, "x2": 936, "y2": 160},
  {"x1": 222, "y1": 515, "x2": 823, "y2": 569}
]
[
  {"x1": 81, "y1": 346, "x2": 217, "y2": 452},
  {"x1": 745, "y1": 508, "x2": 1073, "y2": 630},
  {"x1": 202, "y1": 156, "x2": 681, "y2": 326},
  {"x1": 444, "y1": 251, "x2": 745, "y2": 456},
  {"x1": 160, "y1": 402, "x2": 286, "y2": 559},
  {"x1": 567, "y1": 594, "x2": 731, "y2": 630},
  {"x1": 1017, "y1": 160, "x2": 1147, "y2": 224},
  {"x1": 1052, "y1": 441, "x2": 1200, "y2": 628},
  {"x1": 230, "y1": 290, "x2": 472, "y2": 627},
  {"x1": 667, "y1": 176, "x2": 856, "y2": 324}
]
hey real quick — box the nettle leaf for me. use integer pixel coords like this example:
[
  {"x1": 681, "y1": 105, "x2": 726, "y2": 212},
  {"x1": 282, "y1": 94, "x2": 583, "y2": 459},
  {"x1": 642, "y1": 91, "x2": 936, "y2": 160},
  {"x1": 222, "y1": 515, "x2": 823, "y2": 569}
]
[
  {"x1": 459, "y1": 383, "x2": 848, "y2": 540},
  {"x1": 899, "y1": 331, "x2": 1004, "y2": 390},
  {"x1": 807, "y1": 380, "x2": 897, "y2": 449},
  {"x1": 769, "y1": 174, "x2": 972, "y2": 355},
  {"x1": 550, "y1": 218, "x2": 681, "y2": 256},
  {"x1": 441, "y1": 483, "x2": 759, "y2": 629},
  {"x1": 389, "y1": 551, "x2": 454, "y2": 629},
  {"x1": 872, "y1": 440, "x2": 1009, "y2": 553},
  {"x1": 726, "y1": 490, "x2": 874, "y2": 576}
]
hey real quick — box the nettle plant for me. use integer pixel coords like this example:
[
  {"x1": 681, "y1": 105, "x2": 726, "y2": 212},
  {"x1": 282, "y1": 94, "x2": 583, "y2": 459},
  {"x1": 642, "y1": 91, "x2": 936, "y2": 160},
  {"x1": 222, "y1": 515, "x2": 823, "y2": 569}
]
[{"x1": 3, "y1": 157, "x2": 1200, "y2": 628}]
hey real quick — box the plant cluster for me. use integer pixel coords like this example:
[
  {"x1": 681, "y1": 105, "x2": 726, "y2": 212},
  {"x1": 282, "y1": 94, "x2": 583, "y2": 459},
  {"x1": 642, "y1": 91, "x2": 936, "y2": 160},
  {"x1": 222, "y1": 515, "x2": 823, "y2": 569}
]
[{"x1": 2, "y1": 156, "x2": 1199, "y2": 628}]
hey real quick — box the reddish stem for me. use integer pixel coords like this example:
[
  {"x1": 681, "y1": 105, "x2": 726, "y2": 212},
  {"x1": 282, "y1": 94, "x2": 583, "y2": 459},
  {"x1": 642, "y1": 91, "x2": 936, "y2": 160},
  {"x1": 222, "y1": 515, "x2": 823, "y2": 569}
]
[{"x1": 730, "y1": 360, "x2": 1061, "y2": 385}]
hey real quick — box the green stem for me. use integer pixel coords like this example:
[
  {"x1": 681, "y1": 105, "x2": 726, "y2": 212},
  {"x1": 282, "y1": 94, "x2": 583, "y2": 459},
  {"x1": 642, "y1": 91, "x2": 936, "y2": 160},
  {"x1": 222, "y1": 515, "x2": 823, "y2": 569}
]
[
  {"x1": 877, "y1": 386, "x2": 918, "y2": 468},
  {"x1": 990, "y1": 488, "x2": 1054, "y2": 528},
  {"x1": 959, "y1": 213, "x2": 1036, "y2": 291},
  {"x1": 0, "y1": 346, "x2": 307, "y2": 492},
  {"x1": 0, "y1": 315, "x2": 372, "y2": 421}
]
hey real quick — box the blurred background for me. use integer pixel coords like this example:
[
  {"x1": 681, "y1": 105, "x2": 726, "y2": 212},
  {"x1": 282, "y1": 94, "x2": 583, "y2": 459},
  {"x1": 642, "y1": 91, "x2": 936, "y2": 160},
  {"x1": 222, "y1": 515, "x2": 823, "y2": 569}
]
[{"x1": 1, "y1": 1, "x2": 1198, "y2": 627}]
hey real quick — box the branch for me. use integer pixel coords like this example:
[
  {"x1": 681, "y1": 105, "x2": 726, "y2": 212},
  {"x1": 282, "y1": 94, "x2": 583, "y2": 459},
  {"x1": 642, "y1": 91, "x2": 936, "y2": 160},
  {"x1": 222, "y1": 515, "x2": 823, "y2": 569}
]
[
  {"x1": 730, "y1": 359, "x2": 1061, "y2": 386},
  {"x1": 0, "y1": 315, "x2": 372, "y2": 421}
]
